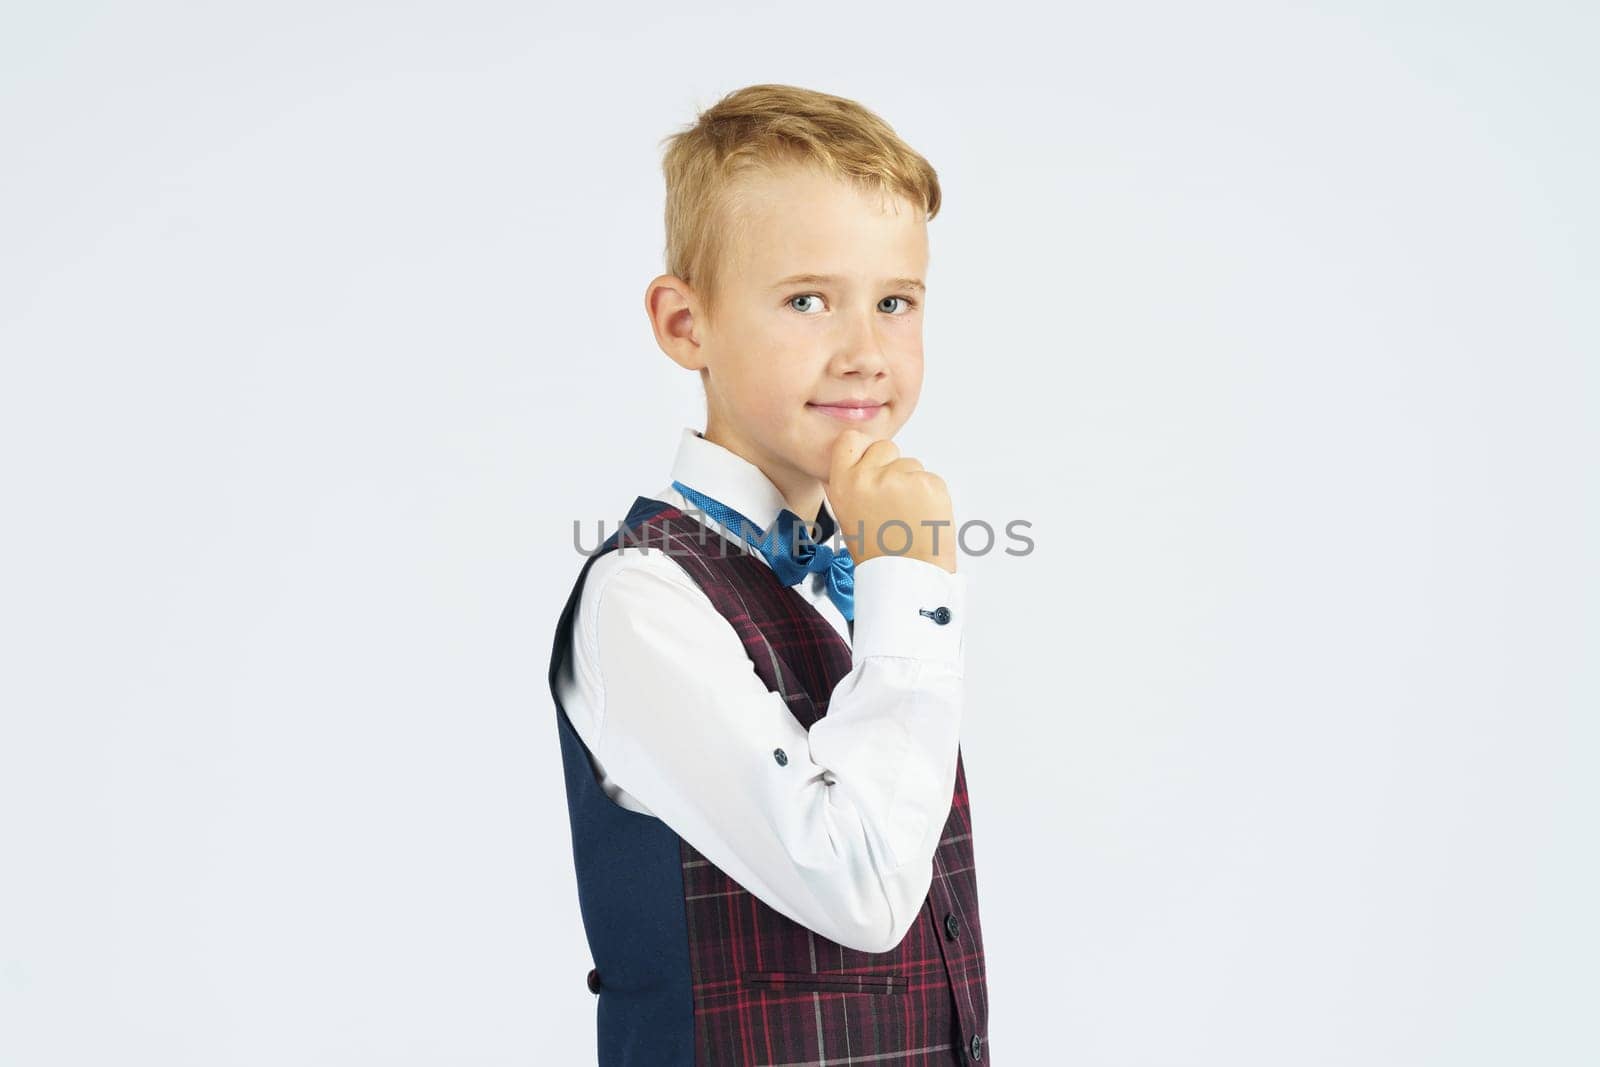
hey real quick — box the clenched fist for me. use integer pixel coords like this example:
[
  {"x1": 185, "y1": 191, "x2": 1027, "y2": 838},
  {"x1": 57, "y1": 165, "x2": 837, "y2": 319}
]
[{"x1": 825, "y1": 429, "x2": 957, "y2": 574}]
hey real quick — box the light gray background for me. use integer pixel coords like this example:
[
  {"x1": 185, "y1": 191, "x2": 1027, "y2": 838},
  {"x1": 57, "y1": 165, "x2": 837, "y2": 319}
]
[{"x1": 2, "y1": 2, "x2": 1595, "y2": 1064}]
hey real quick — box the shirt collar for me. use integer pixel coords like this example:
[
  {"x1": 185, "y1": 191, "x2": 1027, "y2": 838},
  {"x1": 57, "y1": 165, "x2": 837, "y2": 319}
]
[{"x1": 666, "y1": 426, "x2": 837, "y2": 542}]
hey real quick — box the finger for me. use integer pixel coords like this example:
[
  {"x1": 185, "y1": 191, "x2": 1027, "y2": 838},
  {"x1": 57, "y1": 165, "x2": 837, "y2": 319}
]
[
  {"x1": 858, "y1": 436, "x2": 901, "y2": 472},
  {"x1": 829, "y1": 429, "x2": 872, "y2": 484}
]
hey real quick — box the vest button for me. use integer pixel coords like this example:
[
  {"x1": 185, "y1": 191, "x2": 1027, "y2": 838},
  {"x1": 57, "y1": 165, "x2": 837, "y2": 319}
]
[
  {"x1": 944, "y1": 913, "x2": 960, "y2": 940},
  {"x1": 969, "y1": 1032, "x2": 983, "y2": 1059},
  {"x1": 773, "y1": 748, "x2": 788, "y2": 766},
  {"x1": 586, "y1": 967, "x2": 601, "y2": 994}
]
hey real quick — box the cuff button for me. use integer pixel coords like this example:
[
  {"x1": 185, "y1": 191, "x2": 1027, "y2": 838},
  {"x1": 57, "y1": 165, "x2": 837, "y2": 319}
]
[{"x1": 919, "y1": 606, "x2": 952, "y2": 625}]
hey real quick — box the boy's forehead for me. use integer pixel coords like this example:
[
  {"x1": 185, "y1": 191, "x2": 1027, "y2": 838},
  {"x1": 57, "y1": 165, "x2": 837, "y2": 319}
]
[{"x1": 726, "y1": 168, "x2": 927, "y2": 285}]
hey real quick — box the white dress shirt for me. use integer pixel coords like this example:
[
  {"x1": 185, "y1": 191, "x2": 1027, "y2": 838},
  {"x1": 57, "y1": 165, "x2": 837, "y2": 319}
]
[{"x1": 554, "y1": 426, "x2": 968, "y2": 954}]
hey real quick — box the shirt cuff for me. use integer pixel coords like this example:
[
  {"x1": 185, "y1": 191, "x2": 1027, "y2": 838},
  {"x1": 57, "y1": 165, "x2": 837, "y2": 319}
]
[{"x1": 849, "y1": 555, "x2": 966, "y2": 672}]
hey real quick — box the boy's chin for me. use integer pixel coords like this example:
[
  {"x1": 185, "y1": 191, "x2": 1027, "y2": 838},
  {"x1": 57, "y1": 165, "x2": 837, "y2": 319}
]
[{"x1": 805, "y1": 404, "x2": 896, "y2": 446}]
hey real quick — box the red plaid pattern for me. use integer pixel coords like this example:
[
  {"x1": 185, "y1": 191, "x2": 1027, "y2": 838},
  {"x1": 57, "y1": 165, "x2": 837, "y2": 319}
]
[{"x1": 635, "y1": 506, "x2": 993, "y2": 1064}]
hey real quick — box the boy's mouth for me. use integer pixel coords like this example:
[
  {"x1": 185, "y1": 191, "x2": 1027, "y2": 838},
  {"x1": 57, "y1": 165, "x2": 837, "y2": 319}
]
[{"x1": 808, "y1": 400, "x2": 887, "y2": 423}]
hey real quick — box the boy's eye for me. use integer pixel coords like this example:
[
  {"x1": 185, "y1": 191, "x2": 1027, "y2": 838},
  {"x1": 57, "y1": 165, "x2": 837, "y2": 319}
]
[{"x1": 786, "y1": 294, "x2": 920, "y2": 315}]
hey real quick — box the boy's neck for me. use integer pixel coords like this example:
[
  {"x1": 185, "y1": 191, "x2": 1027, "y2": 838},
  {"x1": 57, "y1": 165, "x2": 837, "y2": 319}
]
[{"x1": 700, "y1": 425, "x2": 826, "y2": 530}]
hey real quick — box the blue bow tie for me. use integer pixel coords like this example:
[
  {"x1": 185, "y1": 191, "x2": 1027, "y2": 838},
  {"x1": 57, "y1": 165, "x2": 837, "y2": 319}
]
[{"x1": 672, "y1": 480, "x2": 856, "y2": 621}]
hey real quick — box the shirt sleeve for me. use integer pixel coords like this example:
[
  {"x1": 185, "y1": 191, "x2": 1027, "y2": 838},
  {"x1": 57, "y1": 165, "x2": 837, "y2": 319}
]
[{"x1": 570, "y1": 546, "x2": 967, "y2": 955}]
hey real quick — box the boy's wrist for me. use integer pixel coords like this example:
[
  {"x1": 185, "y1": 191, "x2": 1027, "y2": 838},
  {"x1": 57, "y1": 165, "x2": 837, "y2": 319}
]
[{"x1": 849, "y1": 555, "x2": 966, "y2": 671}]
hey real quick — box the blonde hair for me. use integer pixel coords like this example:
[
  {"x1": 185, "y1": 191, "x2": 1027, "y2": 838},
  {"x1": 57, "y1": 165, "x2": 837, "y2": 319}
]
[{"x1": 657, "y1": 83, "x2": 942, "y2": 327}]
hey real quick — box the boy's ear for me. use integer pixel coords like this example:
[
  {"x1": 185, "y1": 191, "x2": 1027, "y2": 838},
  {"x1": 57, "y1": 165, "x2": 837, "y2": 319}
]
[{"x1": 644, "y1": 273, "x2": 707, "y2": 372}]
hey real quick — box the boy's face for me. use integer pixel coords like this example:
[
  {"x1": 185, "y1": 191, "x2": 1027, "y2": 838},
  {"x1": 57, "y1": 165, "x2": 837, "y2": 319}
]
[{"x1": 692, "y1": 164, "x2": 928, "y2": 493}]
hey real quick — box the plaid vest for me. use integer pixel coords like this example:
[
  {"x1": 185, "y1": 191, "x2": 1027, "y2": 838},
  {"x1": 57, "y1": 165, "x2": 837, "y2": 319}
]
[{"x1": 548, "y1": 495, "x2": 992, "y2": 1065}]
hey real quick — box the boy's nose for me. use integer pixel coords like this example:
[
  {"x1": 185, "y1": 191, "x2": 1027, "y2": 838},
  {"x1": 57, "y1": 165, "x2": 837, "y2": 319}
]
[{"x1": 831, "y1": 317, "x2": 891, "y2": 373}]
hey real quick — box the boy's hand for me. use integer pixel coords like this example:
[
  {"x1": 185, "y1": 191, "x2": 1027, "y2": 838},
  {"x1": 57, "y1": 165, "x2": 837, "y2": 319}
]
[{"x1": 826, "y1": 429, "x2": 957, "y2": 574}]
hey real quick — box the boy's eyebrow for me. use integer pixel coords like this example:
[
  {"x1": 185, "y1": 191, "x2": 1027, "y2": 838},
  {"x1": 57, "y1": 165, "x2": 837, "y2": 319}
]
[{"x1": 767, "y1": 272, "x2": 925, "y2": 293}]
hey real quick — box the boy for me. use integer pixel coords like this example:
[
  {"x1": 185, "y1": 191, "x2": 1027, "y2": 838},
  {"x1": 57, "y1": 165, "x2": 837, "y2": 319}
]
[{"x1": 548, "y1": 83, "x2": 990, "y2": 1065}]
